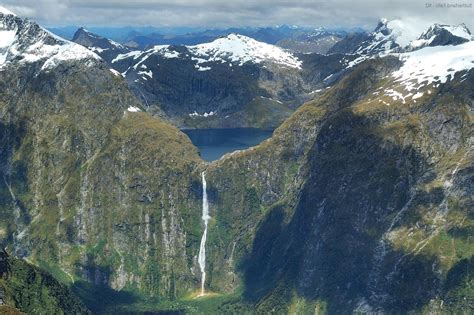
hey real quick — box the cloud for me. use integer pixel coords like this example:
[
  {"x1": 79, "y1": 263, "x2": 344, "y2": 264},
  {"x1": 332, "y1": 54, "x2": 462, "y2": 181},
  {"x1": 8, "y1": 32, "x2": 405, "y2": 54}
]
[{"x1": 2, "y1": 0, "x2": 473, "y2": 32}]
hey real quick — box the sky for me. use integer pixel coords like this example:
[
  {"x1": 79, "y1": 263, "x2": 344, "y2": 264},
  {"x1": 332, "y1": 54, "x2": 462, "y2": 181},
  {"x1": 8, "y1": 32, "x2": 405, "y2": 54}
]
[{"x1": 1, "y1": 0, "x2": 473, "y2": 31}]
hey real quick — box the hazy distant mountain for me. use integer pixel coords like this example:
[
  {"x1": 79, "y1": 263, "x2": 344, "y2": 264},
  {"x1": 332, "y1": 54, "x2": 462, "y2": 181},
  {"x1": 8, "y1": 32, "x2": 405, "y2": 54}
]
[
  {"x1": 121, "y1": 25, "x2": 321, "y2": 49},
  {"x1": 48, "y1": 25, "x2": 200, "y2": 41},
  {"x1": 327, "y1": 31, "x2": 370, "y2": 54},
  {"x1": 53, "y1": 24, "x2": 350, "y2": 51},
  {"x1": 276, "y1": 27, "x2": 346, "y2": 53}
]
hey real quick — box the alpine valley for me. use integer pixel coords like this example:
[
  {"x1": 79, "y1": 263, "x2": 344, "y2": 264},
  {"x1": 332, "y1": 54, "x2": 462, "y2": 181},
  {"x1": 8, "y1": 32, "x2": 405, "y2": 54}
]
[{"x1": 0, "y1": 5, "x2": 473, "y2": 315}]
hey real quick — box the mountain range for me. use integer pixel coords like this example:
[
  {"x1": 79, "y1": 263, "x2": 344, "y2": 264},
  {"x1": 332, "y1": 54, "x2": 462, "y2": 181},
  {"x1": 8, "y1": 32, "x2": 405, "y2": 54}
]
[
  {"x1": 0, "y1": 5, "x2": 473, "y2": 314},
  {"x1": 71, "y1": 19, "x2": 472, "y2": 129},
  {"x1": 51, "y1": 24, "x2": 350, "y2": 52},
  {"x1": 72, "y1": 27, "x2": 358, "y2": 129}
]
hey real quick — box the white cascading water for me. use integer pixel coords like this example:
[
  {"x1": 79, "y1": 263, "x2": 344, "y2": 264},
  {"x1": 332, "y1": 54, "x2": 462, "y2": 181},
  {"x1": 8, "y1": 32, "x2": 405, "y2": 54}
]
[{"x1": 198, "y1": 171, "x2": 210, "y2": 296}]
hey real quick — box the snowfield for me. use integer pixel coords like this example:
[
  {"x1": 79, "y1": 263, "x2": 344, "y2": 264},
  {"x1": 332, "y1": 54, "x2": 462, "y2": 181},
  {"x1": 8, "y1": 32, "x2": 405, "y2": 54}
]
[
  {"x1": 0, "y1": 6, "x2": 16, "y2": 16},
  {"x1": 189, "y1": 34, "x2": 302, "y2": 68},
  {"x1": 393, "y1": 40, "x2": 474, "y2": 91}
]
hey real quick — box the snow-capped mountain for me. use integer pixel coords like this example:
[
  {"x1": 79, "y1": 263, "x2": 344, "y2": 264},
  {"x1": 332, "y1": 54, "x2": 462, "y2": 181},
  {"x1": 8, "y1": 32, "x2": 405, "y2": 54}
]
[
  {"x1": 74, "y1": 29, "x2": 354, "y2": 128},
  {"x1": 357, "y1": 40, "x2": 473, "y2": 108},
  {"x1": 105, "y1": 33, "x2": 308, "y2": 127},
  {"x1": 72, "y1": 27, "x2": 130, "y2": 63},
  {"x1": 112, "y1": 33, "x2": 303, "y2": 72},
  {"x1": 353, "y1": 19, "x2": 402, "y2": 55},
  {"x1": 0, "y1": 7, "x2": 100, "y2": 72},
  {"x1": 409, "y1": 23, "x2": 471, "y2": 50},
  {"x1": 192, "y1": 34, "x2": 302, "y2": 68},
  {"x1": 353, "y1": 18, "x2": 472, "y2": 55},
  {"x1": 70, "y1": 19, "x2": 474, "y2": 130}
]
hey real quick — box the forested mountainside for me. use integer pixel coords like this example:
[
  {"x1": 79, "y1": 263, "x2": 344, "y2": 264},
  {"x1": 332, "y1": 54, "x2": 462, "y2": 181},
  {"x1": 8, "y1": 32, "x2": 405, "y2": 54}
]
[{"x1": 0, "y1": 249, "x2": 90, "y2": 314}]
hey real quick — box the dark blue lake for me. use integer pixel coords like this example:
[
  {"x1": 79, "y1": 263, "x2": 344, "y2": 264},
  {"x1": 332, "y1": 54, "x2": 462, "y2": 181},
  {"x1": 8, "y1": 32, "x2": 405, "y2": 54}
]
[{"x1": 183, "y1": 128, "x2": 273, "y2": 162}]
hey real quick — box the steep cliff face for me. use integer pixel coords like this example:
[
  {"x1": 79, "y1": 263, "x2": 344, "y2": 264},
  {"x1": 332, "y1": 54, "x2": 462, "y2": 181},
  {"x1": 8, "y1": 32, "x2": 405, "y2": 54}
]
[
  {"x1": 237, "y1": 52, "x2": 474, "y2": 313},
  {"x1": 0, "y1": 10, "x2": 208, "y2": 312},
  {"x1": 192, "y1": 55, "x2": 399, "y2": 300},
  {"x1": 0, "y1": 61, "x2": 207, "y2": 306}
]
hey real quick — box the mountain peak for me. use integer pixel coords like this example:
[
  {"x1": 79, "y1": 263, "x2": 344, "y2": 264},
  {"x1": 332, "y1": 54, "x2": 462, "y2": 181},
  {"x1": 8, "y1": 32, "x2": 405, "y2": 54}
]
[
  {"x1": 428, "y1": 23, "x2": 471, "y2": 39},
  {"x1": 374, "y1": 18, "x2": 390, "y2": 34},
  {"x1": 222, "y1": 33, "x2": 254, "y2": 42},
  {"x1": 72, "y1": 27, "x2": 129, "y2": 63},
  {"x1": 355, "y1": 18, "x2": 472, "y2": 55},
  {"x1": 409, "y1": 22, "x2": 471, "y2": 49},
  {"x1": 191, "y1": 33, "x2": 302, "y2": 68},
  {"x1": 0, "y1": 13, "x2": 100, "y2": 71},
  {"x1": 77, "y1": 26, "x2": 89, "y2": 34},
  {"x1": 0, "y1": 6, "x2": 16, "y2": 16},
  {"x1": 72, "y1": 27, "x2": 101, "y2": 41}
]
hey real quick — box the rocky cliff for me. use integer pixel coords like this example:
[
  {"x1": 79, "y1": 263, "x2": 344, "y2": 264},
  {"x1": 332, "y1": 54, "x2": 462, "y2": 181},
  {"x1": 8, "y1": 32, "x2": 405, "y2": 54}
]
[
  {"x1": 230, "y1": 49, "x2": 474, "y2": 314},
  {"x1": 0, "y1": 8, "x2": 206, "y2": 313}
]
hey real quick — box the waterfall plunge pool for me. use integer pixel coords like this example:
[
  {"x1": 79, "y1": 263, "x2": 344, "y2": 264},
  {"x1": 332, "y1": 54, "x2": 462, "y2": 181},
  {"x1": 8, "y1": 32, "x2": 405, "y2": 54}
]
[{"x1": 182, "y1": 128, "x2": 274, "y2": 162}]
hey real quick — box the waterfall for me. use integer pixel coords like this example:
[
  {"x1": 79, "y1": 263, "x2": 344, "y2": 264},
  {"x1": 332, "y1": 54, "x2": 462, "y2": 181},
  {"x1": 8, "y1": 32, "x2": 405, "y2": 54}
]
[{"x1": 198, "y1": 171, "x2": 210, "y2": 296}]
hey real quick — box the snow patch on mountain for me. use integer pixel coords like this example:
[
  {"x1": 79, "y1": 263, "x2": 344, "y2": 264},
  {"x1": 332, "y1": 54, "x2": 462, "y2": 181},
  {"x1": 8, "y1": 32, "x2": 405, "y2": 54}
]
[
  {"x1": 157, "y1": 47, "x2": 180, "y2": 59},
  {"x1": 127, "y1": 106, "x2": 141, "y2": 112},
  {"x1": 110, "y1": 68, "x2": 121, "y2": 76},
  {"x1": 409, "y1": 37, "x2": 435, "y2": 49},
  {"x1": 90, "y1": 47, "x2": 108, "y2": 53},
  {"x1": 38, "y1": 44, "x2": 100, "y2": 70},
  {"x1": 195, "y1": 64, "x2": 211, "y2": 71},
  {"x1": 189, "y1": 111, "x2": 216, "y2": 117},
  {"x1": 0, "y1": 6, "x2": 16, "y2": 16},
  {"x1": 385, "y1": 88, "x2": 408, "y2": 104},
  {"x1": 393, "y1": 41, "x2": 474, "y2": 91},
  {"x1": 112, "y1": 50, "x2": 142, "y2": 63},
  {"x1": 138, "y1": 70, "x2": 152, "y2": 78},
  {"x1": 0, "y1": 30, "x2": 15, "y2": 48},
  {"x1": 1, "y1": 37, "x2": 100, "y2": 71}
]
